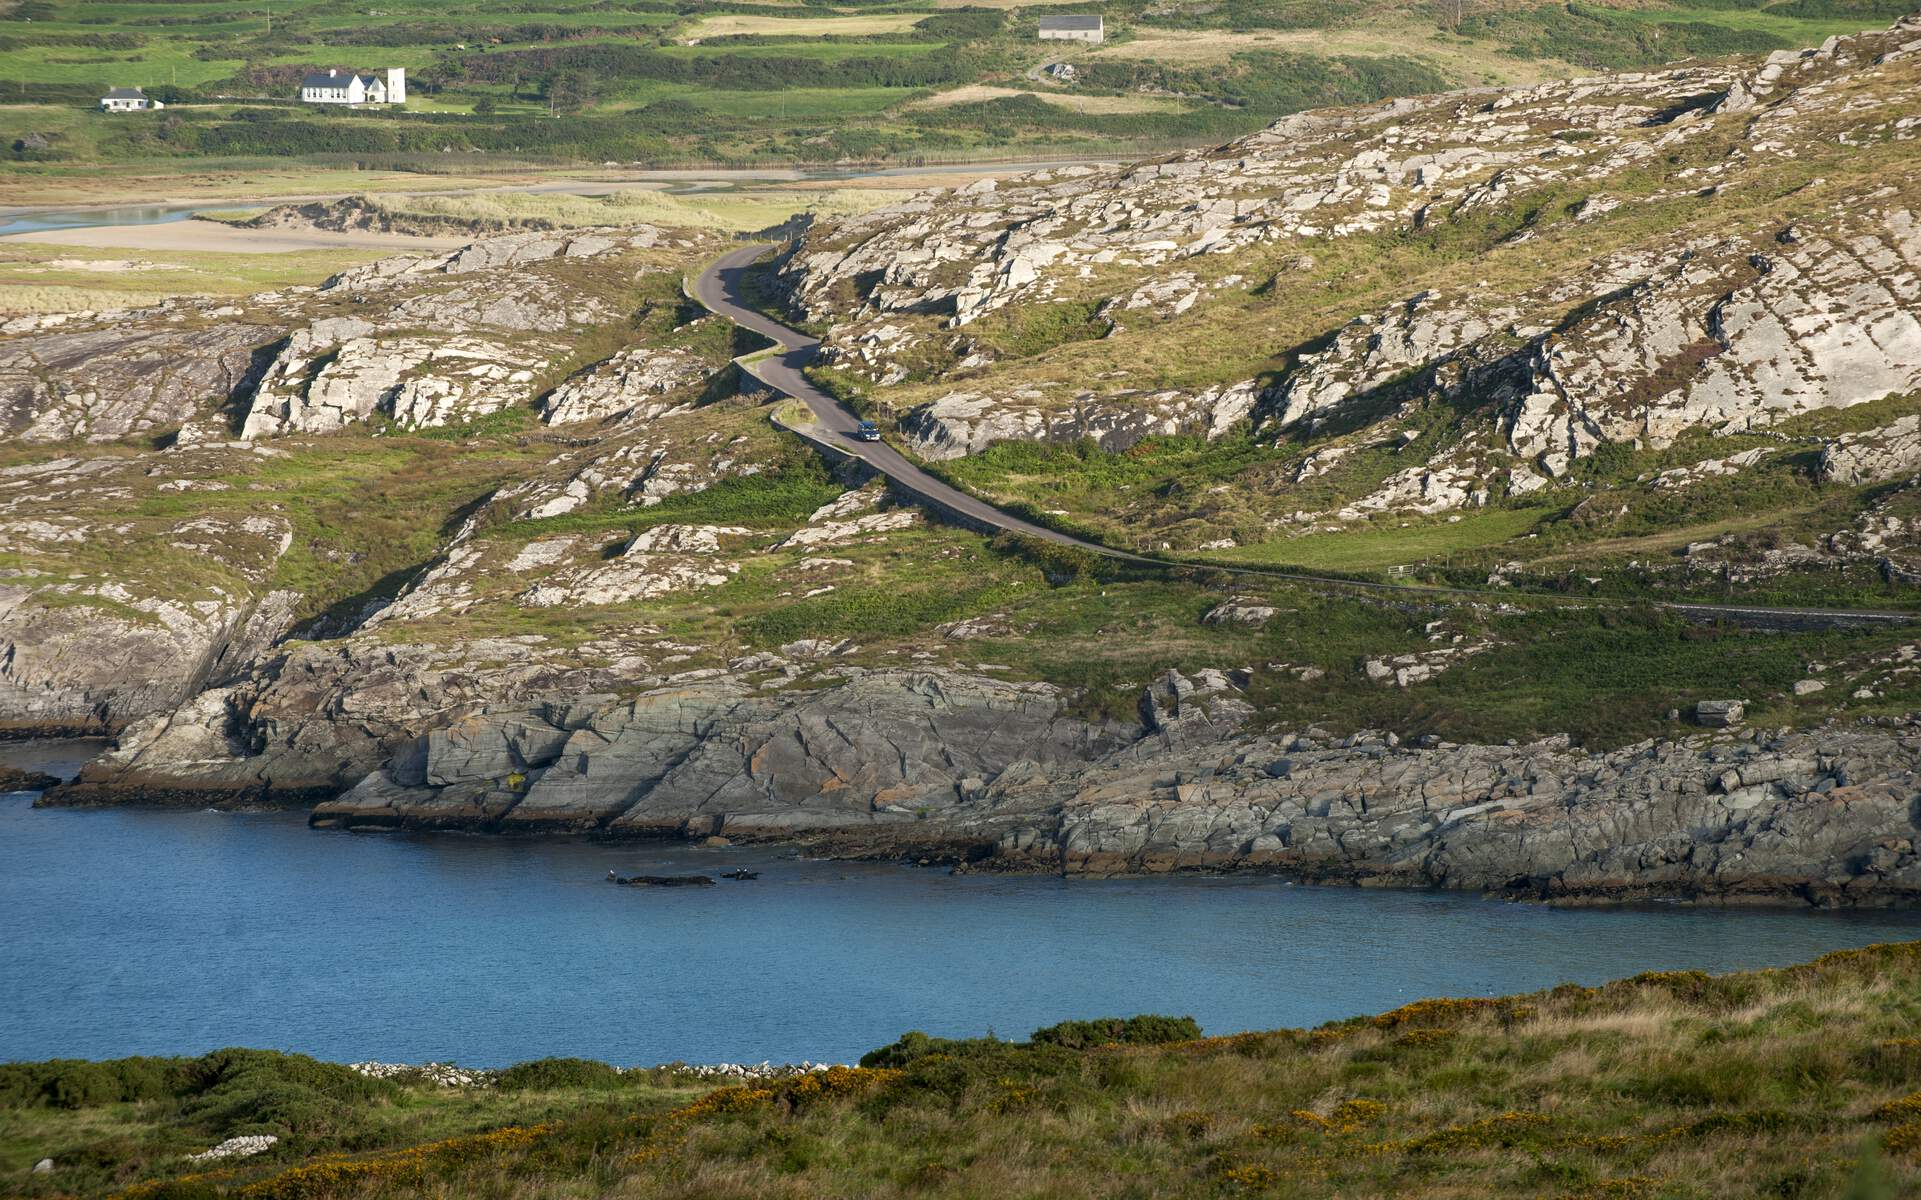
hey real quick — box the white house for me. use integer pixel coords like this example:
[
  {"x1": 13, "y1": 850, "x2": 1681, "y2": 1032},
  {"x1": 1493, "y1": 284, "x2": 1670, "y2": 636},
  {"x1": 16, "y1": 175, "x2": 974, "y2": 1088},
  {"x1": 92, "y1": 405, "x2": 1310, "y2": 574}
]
[
  {"x1": 1037, "y1": 15, "x2": 1103, "y2": 43},
  {"x1": 100, "y1": 87, "x2": 161, "y2": 113},
  {"x1": 299, "y1": 67, "x2": 407, "y2": 106}
]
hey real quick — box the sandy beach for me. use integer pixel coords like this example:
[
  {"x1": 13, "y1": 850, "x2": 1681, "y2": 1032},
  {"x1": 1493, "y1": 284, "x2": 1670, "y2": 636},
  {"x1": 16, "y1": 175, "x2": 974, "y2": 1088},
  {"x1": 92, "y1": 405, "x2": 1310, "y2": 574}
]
[{"x1": 6, "y1": 222, "x2": 473, "y2": 255}]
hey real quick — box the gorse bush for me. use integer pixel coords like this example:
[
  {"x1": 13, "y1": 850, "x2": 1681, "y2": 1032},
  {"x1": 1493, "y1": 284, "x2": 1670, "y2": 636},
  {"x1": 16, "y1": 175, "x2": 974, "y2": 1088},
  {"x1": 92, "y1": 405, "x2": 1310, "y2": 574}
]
[
  {"x1": 0, "y1": 1057, "x2": 180, "y2": 1109},
  {"x1": 494, "y1": 1057, "x2": 625, "y2": 1092},
  {"x1": 1031, "y1": 1015, "x2": 1204, "y2": 1049},
  {"x1": 0, "y1": 1049, "x2": 397, "y2": 1139},
  {"x1": 860, "y1": 1014, "x2": 1204, "y2": 1067},
  {"x1": 174, "y1": 1050, "x2": 394, "y2": 1140}
]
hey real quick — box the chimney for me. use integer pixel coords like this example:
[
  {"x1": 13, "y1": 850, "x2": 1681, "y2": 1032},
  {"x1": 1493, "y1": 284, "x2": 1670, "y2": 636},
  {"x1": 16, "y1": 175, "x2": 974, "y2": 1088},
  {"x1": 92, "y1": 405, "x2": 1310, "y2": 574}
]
[{"x1": 328, "y1": 67, "x2": 338, "y2": 77}]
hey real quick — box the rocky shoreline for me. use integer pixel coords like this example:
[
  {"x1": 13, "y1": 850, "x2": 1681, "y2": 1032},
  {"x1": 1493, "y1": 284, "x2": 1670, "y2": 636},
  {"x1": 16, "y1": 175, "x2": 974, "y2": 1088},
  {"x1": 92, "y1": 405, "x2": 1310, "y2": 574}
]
[{"x1": 22, "y1": 663, "x2": 1921, "y2": 910}]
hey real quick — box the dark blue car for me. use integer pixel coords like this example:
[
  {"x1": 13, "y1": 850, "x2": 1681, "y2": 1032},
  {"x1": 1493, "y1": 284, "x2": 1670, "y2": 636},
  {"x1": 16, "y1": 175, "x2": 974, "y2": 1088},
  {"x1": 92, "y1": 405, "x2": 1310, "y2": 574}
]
[{"x1": 853, "y1": 421, "x2": 882, "y2": 442}]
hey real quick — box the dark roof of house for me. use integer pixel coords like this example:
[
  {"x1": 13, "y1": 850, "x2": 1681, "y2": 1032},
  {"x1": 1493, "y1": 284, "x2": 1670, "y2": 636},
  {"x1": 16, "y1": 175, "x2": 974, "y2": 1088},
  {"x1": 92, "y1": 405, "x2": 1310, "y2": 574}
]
[
  {"x1": 300, "y1": 71, "x2": 382, "y2": 88},
  {"x1": 1037, "y1": 15, "x2": 1103, "y2": 29},
  {"x1": 103, "y1": 87, "x2": 146, "y2": 99}
]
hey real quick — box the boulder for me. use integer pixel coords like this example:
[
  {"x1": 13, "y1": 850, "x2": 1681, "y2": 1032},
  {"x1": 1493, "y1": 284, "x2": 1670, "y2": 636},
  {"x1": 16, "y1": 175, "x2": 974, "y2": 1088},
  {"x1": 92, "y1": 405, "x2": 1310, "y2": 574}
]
[{"x1": 1695, "y1": 700, "x2": 1746, "y2": 727}]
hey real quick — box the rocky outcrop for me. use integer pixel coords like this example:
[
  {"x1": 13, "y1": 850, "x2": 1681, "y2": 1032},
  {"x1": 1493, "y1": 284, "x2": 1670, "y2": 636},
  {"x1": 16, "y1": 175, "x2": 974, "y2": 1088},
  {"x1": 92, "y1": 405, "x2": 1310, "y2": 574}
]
[
  {"x1": 986, "y1": 720, "x2": 1921, "y2": 907},
  {"x1": 0, "y1": 764, "x2": 61, "y2": 793},
  {"x1": 899, "y1": 381, "x2": 1260, "y2": 460},
  {"x1": 314, "y1": 670, "x2": 1125, "y2": 836},
  {"x1": 1820, "y1": 415, "x2": 1921, "y2": 486},
  {"x1": 318, "y1": 228, "x2": 653, "y2": 294},
  {"x1": 768, "y1": 14, "x2": 1921, "y2": 515},
  {"x1": 242, "y1": 328, "x2": 555, "y2": 436},
  {"x1": 1498, "y1": 216, "x2": 1921, "y2": 473},
  {"x1": 0, "y1": 321, "x2": 278, "y2": 443},
  {"x1": 54, "y1": 667, "x2": 1135, "y2": 837},
  {"x1": 237, "y1": 228, "x2": 680, "y2": 438},
  {"x1": 516, "y1": 523, "x2": 748, "y2": 608},
  {"x1": 48, "y1": 634, "x2": 619, "y2": 805},
  {"x1": 0, "y1": 451, "x2": 303, "y2": 734},
  {"x1": 0, "y1": 587, "x2": 299, "y2": 737},
  {"x1": 1262, "y1": 290, "x2": 1509, "y2": 434},
  {"x1": 541, "y1": 345, "x2": 713, "y2": 426}
]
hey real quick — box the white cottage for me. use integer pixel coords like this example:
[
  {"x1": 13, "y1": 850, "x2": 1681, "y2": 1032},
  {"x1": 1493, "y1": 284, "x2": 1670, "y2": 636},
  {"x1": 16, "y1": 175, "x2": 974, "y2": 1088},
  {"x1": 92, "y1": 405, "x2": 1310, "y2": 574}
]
[
  {"x1": 100, "y1": 87, "x2": 161, "y2": 113},
  {"x1": 299, "y1": 67, "x2": 407, "y2": 106},
  {"x1": 1037, "y1": 15, "x2": 1103, "y2": 43}
]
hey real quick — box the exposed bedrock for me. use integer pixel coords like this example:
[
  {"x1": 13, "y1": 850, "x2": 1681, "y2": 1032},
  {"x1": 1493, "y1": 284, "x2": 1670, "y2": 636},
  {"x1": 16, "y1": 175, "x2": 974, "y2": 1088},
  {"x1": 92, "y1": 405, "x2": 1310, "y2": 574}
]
[
  {"x1": 992, "y1": 717, "x2": 1921, "y2": 907},
  {"x1": 43, "y1": 664, "x2": 1921, "y2": 906},
  {"x1": 309, "y1": 669, "x2": 1131, "y2": 837},
  {"x1": 0, "y1": 584, "x2": 300, "y2": 739}
]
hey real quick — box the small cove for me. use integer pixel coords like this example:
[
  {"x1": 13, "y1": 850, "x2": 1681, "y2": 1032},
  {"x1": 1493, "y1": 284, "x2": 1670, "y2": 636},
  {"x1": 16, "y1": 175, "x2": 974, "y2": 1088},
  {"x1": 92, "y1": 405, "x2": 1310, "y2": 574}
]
[{"x1": 6, "y1": 740, "x2": 1921, "y2": 1067}]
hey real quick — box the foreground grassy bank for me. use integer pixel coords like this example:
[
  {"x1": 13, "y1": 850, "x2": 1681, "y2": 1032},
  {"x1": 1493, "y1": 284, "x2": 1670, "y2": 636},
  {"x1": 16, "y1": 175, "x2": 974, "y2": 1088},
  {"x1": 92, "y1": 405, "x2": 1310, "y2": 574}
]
[{"x1": 8, "y1": 944, "x2": 1921, "y2": 1198}]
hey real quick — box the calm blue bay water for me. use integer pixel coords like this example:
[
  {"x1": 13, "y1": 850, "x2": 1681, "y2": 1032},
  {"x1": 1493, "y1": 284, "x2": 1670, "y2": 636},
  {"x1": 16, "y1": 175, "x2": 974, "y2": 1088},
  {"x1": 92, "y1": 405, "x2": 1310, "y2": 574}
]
[{"x1": 5, "y1": 740, "x2": 1921, "y2": 1067}]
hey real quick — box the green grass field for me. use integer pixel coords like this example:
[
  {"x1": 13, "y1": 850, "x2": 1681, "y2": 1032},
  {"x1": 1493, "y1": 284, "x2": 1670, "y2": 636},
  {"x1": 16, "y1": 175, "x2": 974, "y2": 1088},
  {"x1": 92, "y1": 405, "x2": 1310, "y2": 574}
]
[{"x1": 0, "y1": 0, "x2": 1903, "y2": 174}]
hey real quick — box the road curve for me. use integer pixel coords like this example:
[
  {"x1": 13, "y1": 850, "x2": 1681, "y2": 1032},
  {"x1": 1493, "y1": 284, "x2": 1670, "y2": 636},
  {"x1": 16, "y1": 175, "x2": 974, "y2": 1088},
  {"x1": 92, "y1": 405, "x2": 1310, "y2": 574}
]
[
  {"x1": 694, "y1": 243, "x2": 1141, "y2": 556},
  {"x1": 691, "y1": 244, "x2": 1918, "y2": 627}
]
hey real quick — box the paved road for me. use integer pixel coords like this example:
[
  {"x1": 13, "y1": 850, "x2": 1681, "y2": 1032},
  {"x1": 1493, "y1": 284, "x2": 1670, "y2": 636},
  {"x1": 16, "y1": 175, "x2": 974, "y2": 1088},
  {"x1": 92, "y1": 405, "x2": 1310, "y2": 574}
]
[
  {"x1": 694, "y1": 243, "x2": 1138, "y2": 555},
  {"x1": 692, "y1": 244, "x2": 1918, "y2": 627}
]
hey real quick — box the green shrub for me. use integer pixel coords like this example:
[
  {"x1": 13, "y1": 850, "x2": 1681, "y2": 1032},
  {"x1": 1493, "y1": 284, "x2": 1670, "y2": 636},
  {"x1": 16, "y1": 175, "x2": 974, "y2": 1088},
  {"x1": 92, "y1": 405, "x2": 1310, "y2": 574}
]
[
  {"x1": 175, "y1": 1049, "x2": 397, "y2": 1139},
  {"x1": 495, "y1": 1057, "x2": 625, "y2": 1091},
  {"x1": 860, "y1": 1031, "x2": 976, "y2": 1069},
  {"x1": 139, "y1": 1183, "x2": 223, "y2": 1200},
  {"x1": 860, "y1": 1016, "x2": 1202, "y2": 1068},
  {"x1": 976, "y1": 296, "x2": 1108, "y2": 359},
  {"x1": 990, "y1": 532, "x2": 1104, "y2": 586},
  {"x1": 1031, "y1": 1015, "x2": 1204, "y2": 1049},
  {"x1": 0, "y1": 1056, "x2": 182, "y2": 1109}
]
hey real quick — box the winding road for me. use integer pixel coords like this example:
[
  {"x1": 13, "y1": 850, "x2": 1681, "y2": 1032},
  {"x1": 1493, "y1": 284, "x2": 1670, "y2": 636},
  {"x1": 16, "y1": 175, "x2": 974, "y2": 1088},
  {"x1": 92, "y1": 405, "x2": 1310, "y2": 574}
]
[
  {"x1": 692, "y1": 244, "x2": 1917, "y2": 627},
  {"x1": 695, "y1": 243, "x2": 1129, "y2": 555}
]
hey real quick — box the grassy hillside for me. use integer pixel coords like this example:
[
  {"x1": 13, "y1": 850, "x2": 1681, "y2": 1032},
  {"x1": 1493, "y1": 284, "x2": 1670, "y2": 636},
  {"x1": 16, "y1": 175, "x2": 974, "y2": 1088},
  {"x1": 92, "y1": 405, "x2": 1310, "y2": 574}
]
[
  {"x1": 0, "y1": 0, "x2": 1904, "y2": 173},
  {"x1": 7, "y1": 942, "x2": 1921, "y2": 1198}
]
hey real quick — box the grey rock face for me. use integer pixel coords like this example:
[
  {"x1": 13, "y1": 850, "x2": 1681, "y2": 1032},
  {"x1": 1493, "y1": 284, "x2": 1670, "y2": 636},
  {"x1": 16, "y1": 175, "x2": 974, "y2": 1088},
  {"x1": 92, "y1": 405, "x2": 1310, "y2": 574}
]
[
  {"x1": 78, "y1": 648, "x2": 1921, "y2": 902},
  {"x1": 1263, "y1": 290, "x2": 1508, "y2": 433},
  {"x1": 306, "y1": 670, "x2": 1135, "y2": 835},
  {"x1": 59, "y1": 653, "x2": 1921, "y2": 905},
  {"x1": 0, "y1": 321, "x2": 278, "y2": 443},
  {"x1": 1697, "y1": 700, "x2": 1746, "y2": 728},
  {"x1": 899, "y1": 381, "x2": 1260, "y2": 460},
  {"x1": 1820, "y1": 415, "x2": 1921, "y2": 486},
  {"x1": 237, "y1": 228, "x2": 676, "y2": 439},
  {"x1": 991, "y1": 723, "x2": 1921, "y2": 906},
  {"x1": 0, "y1": 587, "x2": 300, "y2": 737},
  {"x1": 242, "y1": 331, "x2": 555, "y2": 437},
  {"x1": 0, "y1": 450, "x2": 302, "y2": 732},
  {"x1": 541, "y1": 345, "x2": 712, "y2": 426},
  {"x1": 1503, "y1": 214, "x2": 1921, "y2": 470}
]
